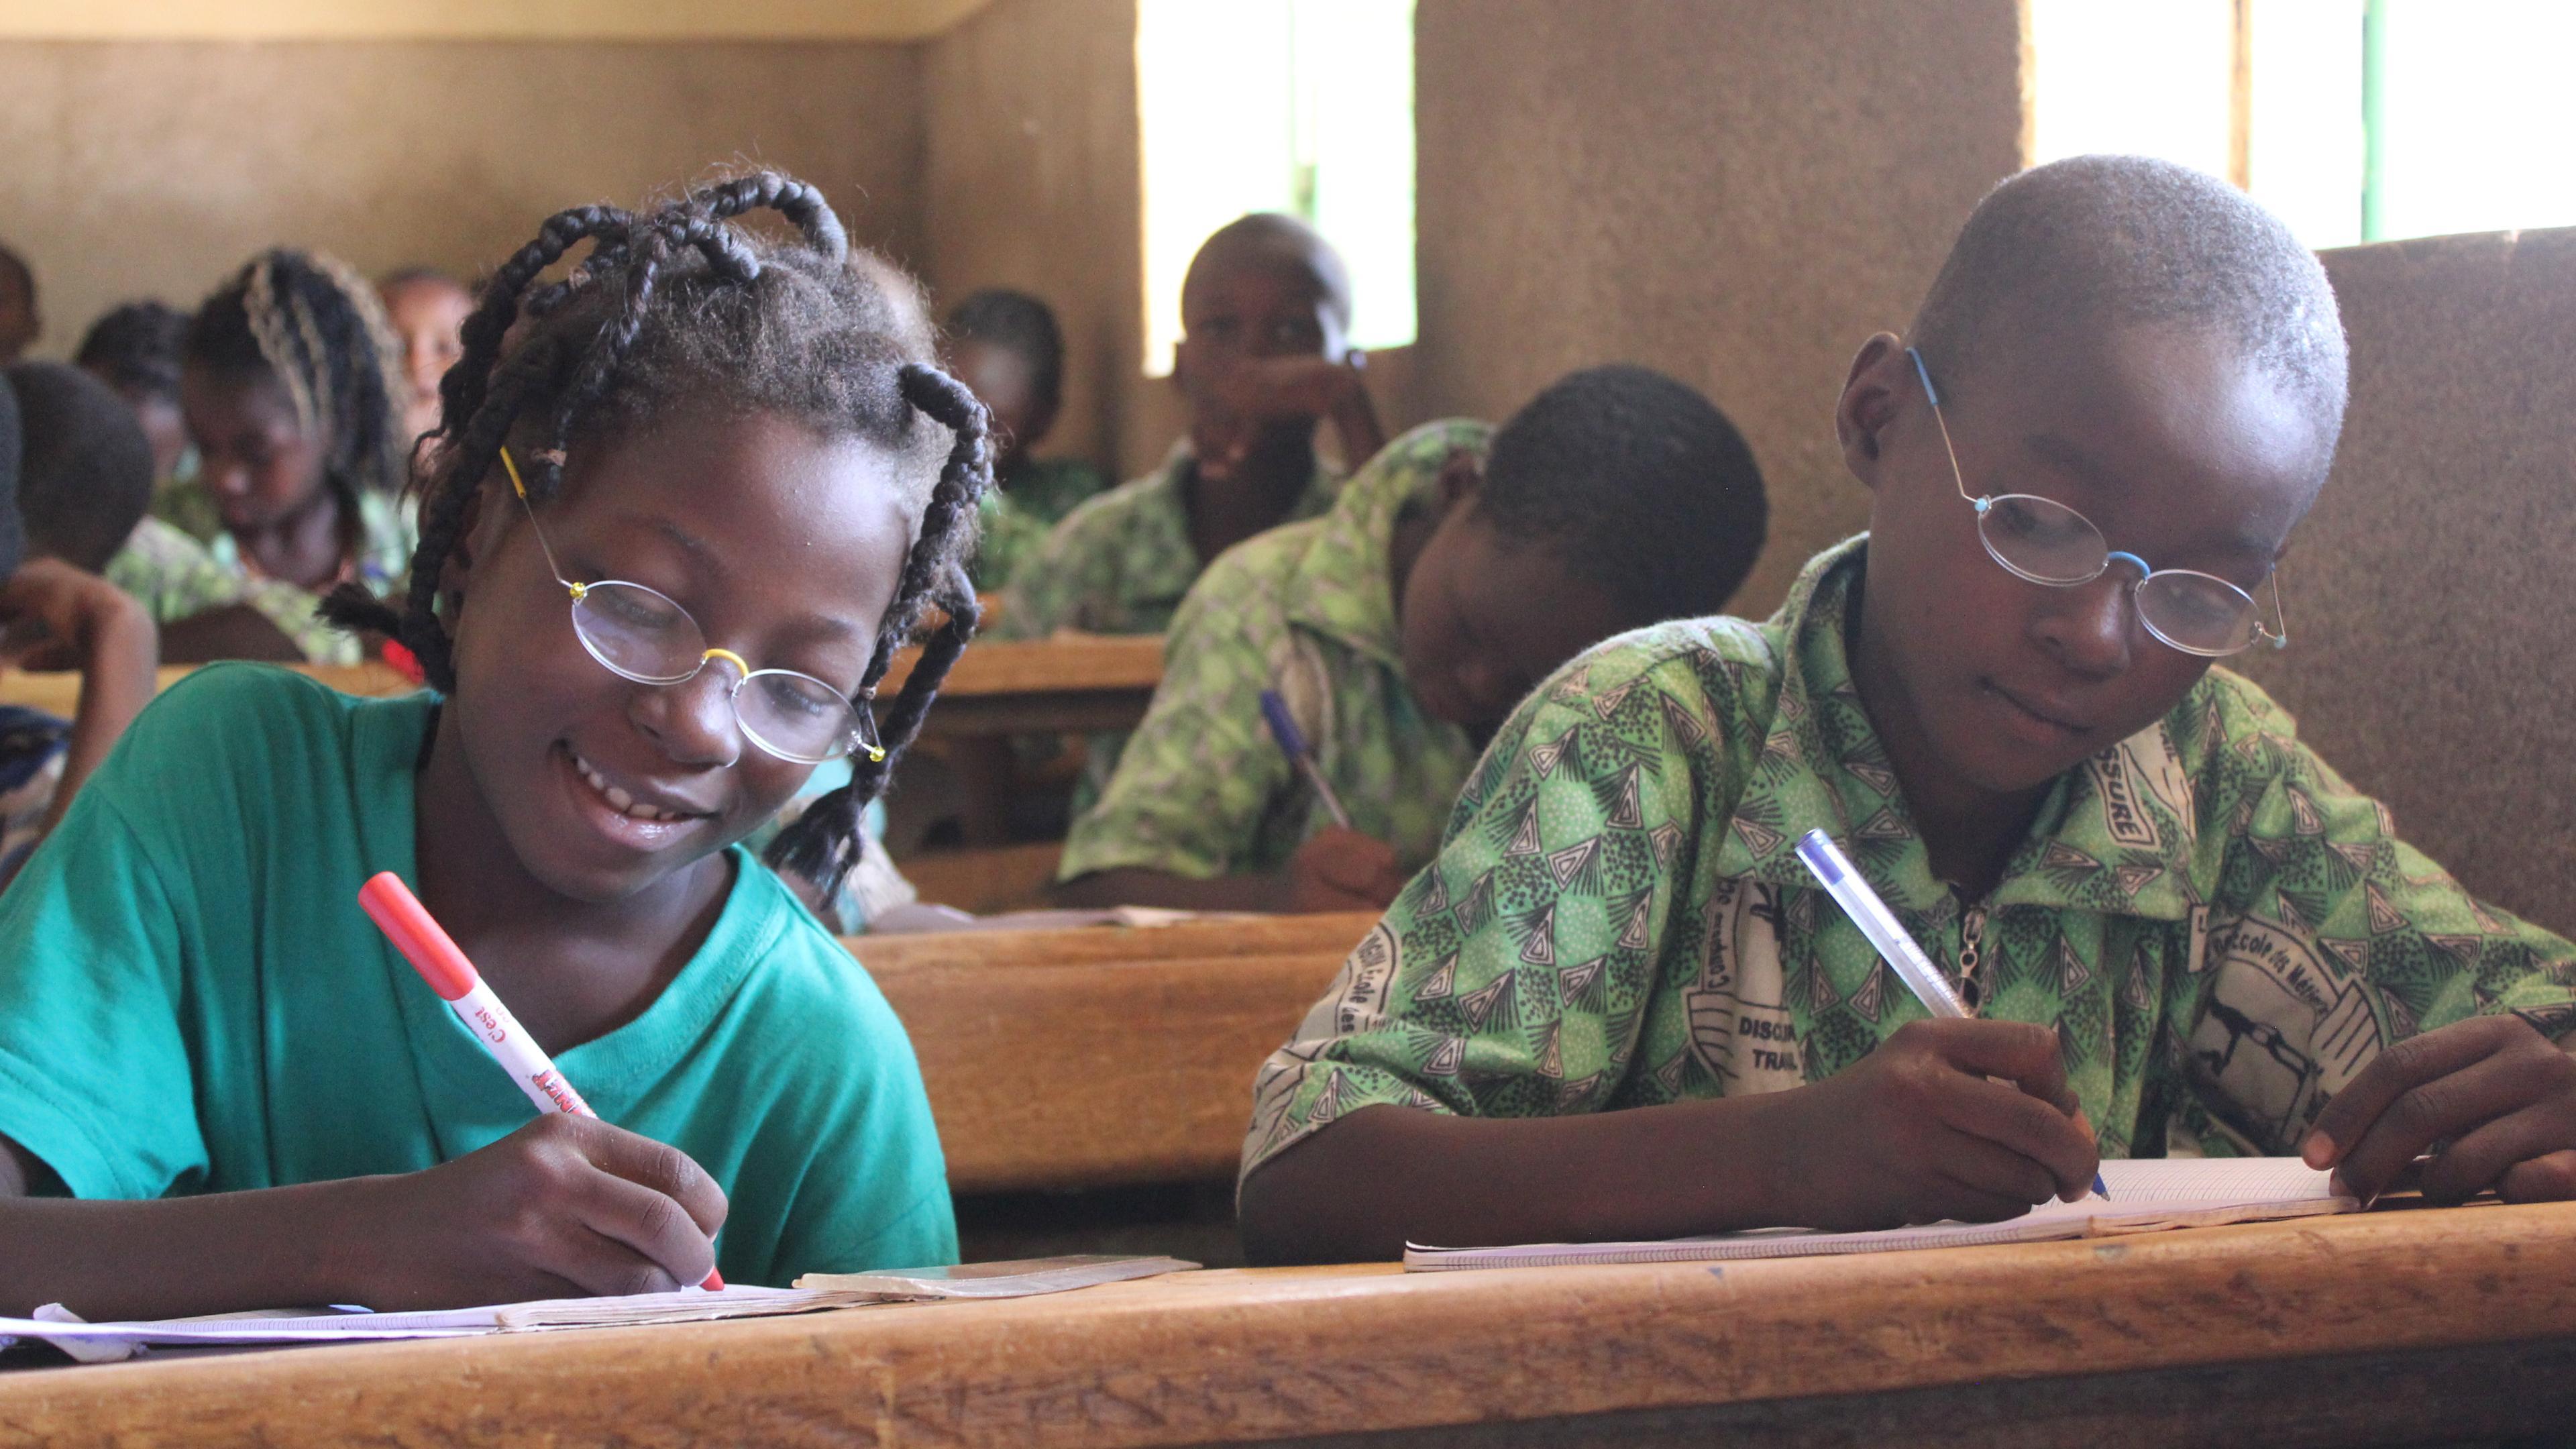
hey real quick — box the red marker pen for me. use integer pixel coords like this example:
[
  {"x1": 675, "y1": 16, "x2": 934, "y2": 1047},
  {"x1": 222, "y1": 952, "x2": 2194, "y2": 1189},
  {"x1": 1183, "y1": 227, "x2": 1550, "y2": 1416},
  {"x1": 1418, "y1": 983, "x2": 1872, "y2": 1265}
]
[{"x1": 360, "y1": 871, "x2": 723, "y2": 1290}]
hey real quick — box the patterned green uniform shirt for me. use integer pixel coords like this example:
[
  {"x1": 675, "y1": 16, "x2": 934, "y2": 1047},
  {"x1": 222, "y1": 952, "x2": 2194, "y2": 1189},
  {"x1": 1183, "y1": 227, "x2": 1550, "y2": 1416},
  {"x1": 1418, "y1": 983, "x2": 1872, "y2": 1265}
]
[
  {"x1": 1060, "y1": 421, "x2": 1493, "y2": 884},
  {"x1": 968, "y1": 456, "x2": 1110, "y2": 592},
  {"x1": 1244, "y1": 538, "x2": 2576, "y2": 1183},
  {"x1": 109, "y1": 486, "x2": 415, "y2": 666},
  {"x1": 994, "y1": 441, "x2": 1339, "y2": 643},
  {"x1": 996, "y1": 440, "x2": 1339, "y2": 811}
]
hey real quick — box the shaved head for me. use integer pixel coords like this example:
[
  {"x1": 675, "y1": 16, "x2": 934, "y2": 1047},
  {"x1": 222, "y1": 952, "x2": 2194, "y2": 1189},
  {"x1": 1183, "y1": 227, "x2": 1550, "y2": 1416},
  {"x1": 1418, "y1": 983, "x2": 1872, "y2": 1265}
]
[
  {"x1": 1181, "y1": 213, "x2": 1352, "y2": 332},
  {"x1": 1911, "y1": 156, "x2": 2349, "y2": 481}
]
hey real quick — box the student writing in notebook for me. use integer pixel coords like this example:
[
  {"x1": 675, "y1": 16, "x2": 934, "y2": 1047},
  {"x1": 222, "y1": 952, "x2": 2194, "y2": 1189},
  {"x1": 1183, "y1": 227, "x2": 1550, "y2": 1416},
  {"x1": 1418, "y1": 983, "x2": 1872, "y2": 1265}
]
[
  {"x1": 0, "y1": 175, "x2": 977, "y2": 1317},
  {"x1": 1238, "y1": 157, "x2": 2576, "y2": 1263},
  {"x1": 1055, "y1": 368, "x2": 1768, "y2": 914}
]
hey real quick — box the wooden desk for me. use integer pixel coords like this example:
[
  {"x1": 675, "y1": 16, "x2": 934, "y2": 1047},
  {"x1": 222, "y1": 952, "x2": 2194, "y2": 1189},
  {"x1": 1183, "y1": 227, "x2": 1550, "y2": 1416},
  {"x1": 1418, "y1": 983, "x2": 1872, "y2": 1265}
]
[
  {"x1": 0, "y1": 635, "x2": 1159, "y2": 742},
  {"x1": 857, "y1": 913, "x2": 1373, "y2": 1194},
  {"x1": 0, "y1": 661, "x2": 415, "y2": 717},
  {"x1": 8, "y1": 1203, "x2": 2576, "y2": 1446},
  {"x1": 879, "y1": 633, "x2": 1163, "y2": 741}
]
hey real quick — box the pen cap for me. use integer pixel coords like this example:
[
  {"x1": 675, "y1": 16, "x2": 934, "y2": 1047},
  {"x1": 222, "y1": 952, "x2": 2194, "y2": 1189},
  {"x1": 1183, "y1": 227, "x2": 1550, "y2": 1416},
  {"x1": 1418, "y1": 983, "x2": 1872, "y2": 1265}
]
[{"x1": 359, "y1": 871, "x2": 481, "y2": 1001}]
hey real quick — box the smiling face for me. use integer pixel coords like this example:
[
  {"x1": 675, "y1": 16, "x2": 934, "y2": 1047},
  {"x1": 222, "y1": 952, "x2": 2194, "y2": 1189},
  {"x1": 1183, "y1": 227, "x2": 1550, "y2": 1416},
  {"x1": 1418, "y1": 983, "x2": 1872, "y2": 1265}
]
[
  {"x1": 437, "y1": 405, "x2": 912, "y2": 903},
  {"x1": 179, "y1": 362, "x2": 331, "y2": 533},
  {"x1": 1395, "y1": 456, "x2": 1627, "y2": 731},
  {"x1": 1839, "y1": 321, "x2": 2329, "y2": 804}
]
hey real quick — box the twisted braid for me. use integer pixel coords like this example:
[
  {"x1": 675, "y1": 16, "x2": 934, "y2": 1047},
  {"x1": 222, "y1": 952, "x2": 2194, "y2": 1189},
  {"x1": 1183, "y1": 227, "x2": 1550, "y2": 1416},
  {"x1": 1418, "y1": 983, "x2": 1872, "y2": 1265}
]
[
  {"x1": 321, "y1": 170, "x2": 990, "y2": 903},
  {"x1": 764, "y1": 362, "x2": 989, "y2": 900},
  {"x1": 190, "y1": 246, "x2": 409, "y2": 521}
]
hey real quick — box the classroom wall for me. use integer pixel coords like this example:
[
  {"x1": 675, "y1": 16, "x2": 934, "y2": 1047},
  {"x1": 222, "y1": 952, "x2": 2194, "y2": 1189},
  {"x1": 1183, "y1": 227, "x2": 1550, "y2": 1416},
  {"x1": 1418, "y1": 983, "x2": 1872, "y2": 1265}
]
[
  {"x1": 0, "y1": 40, "x2": 926, "y2": 359},
  {"x1": 920, "y1": 0, "x2": 1142, "y2": 478},
  {"x1": 1409, "y1": 0, "x2": 2027, "y2": 616}
]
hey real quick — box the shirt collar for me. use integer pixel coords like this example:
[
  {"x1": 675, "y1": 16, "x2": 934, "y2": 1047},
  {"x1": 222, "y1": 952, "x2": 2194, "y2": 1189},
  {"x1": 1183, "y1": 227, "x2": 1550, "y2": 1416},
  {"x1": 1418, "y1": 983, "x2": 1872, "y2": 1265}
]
[
  {"x1": 1282, "y1": 419, "x2": 1493, "y2": 670},
  {"x1": 1714, "y1": 537, "x2": 2200, "y2": 922}
]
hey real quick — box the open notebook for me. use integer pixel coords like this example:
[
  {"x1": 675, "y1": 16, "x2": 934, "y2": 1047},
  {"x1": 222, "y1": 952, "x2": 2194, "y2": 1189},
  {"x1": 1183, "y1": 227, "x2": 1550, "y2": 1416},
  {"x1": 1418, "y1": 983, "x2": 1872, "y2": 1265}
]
[
  {"x1": 1404, "y1": 1158, "x2": 2356, "y2": 1272},
  {"x1": 0, "y1": 1254, "x2": 1194, "y2": 1362}
]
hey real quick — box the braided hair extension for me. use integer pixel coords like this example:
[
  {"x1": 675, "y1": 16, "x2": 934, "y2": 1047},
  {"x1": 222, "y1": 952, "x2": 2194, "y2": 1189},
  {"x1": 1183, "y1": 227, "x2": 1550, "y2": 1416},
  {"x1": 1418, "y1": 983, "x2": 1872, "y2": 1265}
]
[
  {"x1": 319, "y1": 173, "x2": 990, "y2": 902},
  {"x1": 186, "y1": 249, "x2": 409, "y2": 517}
]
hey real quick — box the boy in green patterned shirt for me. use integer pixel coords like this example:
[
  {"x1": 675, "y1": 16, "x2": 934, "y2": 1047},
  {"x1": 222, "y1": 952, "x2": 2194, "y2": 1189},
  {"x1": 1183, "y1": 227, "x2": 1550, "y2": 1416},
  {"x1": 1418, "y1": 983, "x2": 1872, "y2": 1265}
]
[
  {"x1": 1057, "y1": 368, "x2": 1767, "y2": 915},
  {"x1": 998, "y1": 213, "x2": 1381, "y2": 644},
  {"x1": 1240, "y1": 158, "x2": 2576, "y2": 1263},
  {"x1": 996, "y1": 213, "x2": 1385, "y2": 808}
]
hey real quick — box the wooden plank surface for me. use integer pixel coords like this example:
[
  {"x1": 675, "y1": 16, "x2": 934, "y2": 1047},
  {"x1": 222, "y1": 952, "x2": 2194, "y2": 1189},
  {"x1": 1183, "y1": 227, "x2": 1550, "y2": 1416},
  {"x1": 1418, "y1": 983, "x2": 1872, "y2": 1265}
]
[
  {"x1": 0, "y1": 661, "x2": 413, "y2": 717},
  {"x1": 0, "y1": 634, "x2": 1161, "y2": 740},
  {"x1": 7, "y1": 1203, "x2": 2575, "y2": 1447},
  {"x1": 857, "y1": 914, "x2": 1373, "y2": 1192}
]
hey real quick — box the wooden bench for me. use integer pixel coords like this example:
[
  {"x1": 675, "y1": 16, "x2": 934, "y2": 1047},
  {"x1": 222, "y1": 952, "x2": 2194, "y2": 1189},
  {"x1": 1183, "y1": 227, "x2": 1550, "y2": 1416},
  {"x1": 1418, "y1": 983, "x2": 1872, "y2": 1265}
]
[
  {"x1": 854, "y1": 913, "x2": 1373, "y2": 1194},
  {"x1": 9, "y1": 1201, "x2": 2575, "y2": 1446}
]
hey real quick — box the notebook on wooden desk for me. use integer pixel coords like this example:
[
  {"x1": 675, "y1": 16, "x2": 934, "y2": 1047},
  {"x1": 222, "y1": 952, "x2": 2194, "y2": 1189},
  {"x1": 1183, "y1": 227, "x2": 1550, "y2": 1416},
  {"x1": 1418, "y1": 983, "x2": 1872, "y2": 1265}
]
[{"x1": 1405, "y1": 1158, "x2": 2357, "y2": 1271}]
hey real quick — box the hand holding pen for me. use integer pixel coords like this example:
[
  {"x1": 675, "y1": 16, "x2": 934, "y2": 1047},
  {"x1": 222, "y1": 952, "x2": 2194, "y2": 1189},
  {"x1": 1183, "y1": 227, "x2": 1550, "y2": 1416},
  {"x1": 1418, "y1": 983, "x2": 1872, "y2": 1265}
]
[
  {"x1": 1786, "y1": 830, "x2": 2108, "y2": 1218},
  {"x1": 1262, "y1": 690, "x2": 1405, "y2": 912},
  {"x1": 360, "y1": 873, "x2": 730, "y2": 1299}
]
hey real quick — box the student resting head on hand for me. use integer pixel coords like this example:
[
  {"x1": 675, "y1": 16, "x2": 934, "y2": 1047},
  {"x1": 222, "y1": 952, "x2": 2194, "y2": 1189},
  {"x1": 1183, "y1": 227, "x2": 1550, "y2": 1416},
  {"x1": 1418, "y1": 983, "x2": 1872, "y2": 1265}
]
[
  {"x1": 1055, "y1": 364, "x2": 1767, "y2": 916},
  {"x1": 1236, "y1": 155, "x2": 2576, "y2": 1265},
  {"x1": 0, "y1": 172, "x2": 985, "y2": 1318}
]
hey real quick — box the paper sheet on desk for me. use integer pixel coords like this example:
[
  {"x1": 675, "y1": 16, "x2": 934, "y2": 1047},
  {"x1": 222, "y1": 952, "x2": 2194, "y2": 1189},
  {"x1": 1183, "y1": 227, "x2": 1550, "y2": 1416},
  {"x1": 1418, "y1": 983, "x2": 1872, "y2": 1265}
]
[
  {"x1": 1405, "y1": 1158, "x2": 2359, "y2": 1271},
  {"x1": 0, "y1": 1253, "x2": 1197, "y2": 1358}
]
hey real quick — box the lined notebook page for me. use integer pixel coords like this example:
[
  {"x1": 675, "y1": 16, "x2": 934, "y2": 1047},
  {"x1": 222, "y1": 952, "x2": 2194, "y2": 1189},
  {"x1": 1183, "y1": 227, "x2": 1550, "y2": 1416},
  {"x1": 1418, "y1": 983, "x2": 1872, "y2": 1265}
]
[{"x1": 1405, "y1": 1158, "x2": 2355, "y2": 1271}]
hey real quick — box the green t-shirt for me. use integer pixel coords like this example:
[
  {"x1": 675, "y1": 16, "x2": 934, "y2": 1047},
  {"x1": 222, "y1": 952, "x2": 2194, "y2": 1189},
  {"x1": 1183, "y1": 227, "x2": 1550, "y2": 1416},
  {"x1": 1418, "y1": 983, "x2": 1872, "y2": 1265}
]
[{"x1": 0, "y1": 665, "x2": 956, "y2": 1287}]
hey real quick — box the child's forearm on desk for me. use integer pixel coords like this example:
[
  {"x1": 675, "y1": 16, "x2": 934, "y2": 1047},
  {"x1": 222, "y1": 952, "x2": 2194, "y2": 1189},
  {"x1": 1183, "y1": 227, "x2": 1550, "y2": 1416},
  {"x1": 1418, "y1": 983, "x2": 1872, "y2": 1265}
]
[
  {"x1": 0, "y1": 1140, "x2": 368, "y2": 1320},
  {"x1": 1236, "y1": 1096, "x2": 1795, "y2": 1265}
]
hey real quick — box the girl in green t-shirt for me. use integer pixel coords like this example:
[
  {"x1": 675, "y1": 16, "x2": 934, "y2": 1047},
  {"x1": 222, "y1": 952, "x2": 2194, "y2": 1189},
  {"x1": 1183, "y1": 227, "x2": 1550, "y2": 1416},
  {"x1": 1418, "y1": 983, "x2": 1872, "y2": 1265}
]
[{"x1": 0, "y1": 174, "x2": 987, "y2": 1316}]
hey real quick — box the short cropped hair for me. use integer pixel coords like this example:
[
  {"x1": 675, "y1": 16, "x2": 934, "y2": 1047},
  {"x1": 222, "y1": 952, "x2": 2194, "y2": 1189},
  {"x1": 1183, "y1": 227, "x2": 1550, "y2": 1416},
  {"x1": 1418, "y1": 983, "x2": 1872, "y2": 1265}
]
[
  {"x1": 5, "y1": 362, "x2": 153, "y2": 572},
  {"x1": 1911, "y1": 155, "x2": 2349, "y2": 460},
  {"x1": 1482, "y1": 364, "x2": 1768, "y2": 625},
  {"x1": 947, "y1": 288, "x2": 1066, "y2": 412},
  {"x1": 75, "y1": 301, "x2": 190, "y2": 403},
  {"x1": 1182, "y1": 213, "x2": 1353, "y2": 332}
]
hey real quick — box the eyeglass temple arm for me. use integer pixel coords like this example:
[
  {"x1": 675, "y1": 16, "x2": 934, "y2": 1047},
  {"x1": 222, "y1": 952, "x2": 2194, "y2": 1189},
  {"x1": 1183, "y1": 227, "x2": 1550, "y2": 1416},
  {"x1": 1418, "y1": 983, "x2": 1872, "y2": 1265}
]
[
  {"x1": 498, "y1": 447, "x2": 581, "y2": 596},
  {"x1": 1905, "y1": 347, "x2": 1982, "y2": 511},
  {"x1": 2262, "y1": 568, "x2": 2291, "y2": 649}
]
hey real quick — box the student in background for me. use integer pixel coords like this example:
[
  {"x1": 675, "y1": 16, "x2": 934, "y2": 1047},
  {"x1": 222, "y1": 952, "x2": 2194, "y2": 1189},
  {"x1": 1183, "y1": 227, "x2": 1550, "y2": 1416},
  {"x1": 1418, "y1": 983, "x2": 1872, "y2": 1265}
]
[
  {"x1": 0, "y1": 174, "x2": 973, "y2": 1317},
  {"x1": 998, "y1": 213, "x2": 1383, "y2": 805},
  {"x1": 74, "y1": 301, "x2": 194, "y2": 485},
  {"x1": 1056, "y1": 366, "x2": 1767, "y2": 914},
  {"x1": 74, "y1": 303, "x2": 253, "y2": 633},
  {"x1": 141, "y1": 249, "x2": 414, "y2": 663},
  {"x1": 0, "y1": 362, "x2": 160, "y2": 876},
  {"x1": 946, "y1": 288, "x2": 1107, "y2": 589},
  {"x1": 1237, "y1": 157, "x2": 2576, "y2": 1265},
  {"x1": 0, "y1": 244, "x2": 38, "y2": 366},
  {"x1": 378, "y1": 266, "x2": 474, "y2": 453}
]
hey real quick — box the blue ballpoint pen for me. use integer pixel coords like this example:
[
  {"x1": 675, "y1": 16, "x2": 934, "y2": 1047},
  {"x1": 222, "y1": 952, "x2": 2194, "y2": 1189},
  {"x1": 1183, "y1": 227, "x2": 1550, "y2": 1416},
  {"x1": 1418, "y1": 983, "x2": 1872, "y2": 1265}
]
[
  {"x1": 1794, "y1": 828, "x2": 2110, "y2": 1202},
  {"x1": 1260, "y1": 689, "x2": 1354, "y2": 830}
]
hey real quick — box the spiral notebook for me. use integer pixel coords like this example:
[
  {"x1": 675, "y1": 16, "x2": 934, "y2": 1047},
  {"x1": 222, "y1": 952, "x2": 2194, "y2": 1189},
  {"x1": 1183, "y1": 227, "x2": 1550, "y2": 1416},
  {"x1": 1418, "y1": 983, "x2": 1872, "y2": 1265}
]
[{"x1": 1403, "y1": 1158, "x2": 2356, "y2": 1271}]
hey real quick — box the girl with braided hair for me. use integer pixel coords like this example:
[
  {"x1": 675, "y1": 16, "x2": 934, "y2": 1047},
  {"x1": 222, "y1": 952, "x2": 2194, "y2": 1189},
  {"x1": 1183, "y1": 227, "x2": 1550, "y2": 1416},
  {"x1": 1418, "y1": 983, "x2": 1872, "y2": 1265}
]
[
  {"x1": 0, "y1": 174, "x2": 985, "y2": 1315},
  {"x1": 128, "y1": 248, "x2": 419, "y2": 665}
]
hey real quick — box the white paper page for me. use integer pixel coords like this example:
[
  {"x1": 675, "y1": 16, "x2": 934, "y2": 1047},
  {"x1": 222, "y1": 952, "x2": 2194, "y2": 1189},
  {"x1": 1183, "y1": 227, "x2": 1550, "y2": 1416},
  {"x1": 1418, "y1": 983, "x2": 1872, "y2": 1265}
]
[
  {"x1": 0, "y1": 1286, "x2": 813, "y2": 1344},
  {"x1": 1407, "y1": 1157, "x2": 2347, "y2": 1269}
]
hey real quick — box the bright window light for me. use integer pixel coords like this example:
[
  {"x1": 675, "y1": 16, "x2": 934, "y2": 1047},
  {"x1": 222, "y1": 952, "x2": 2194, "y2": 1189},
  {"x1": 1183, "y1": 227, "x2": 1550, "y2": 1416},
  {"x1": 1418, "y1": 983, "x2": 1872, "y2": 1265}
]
[
  {"x1": 2029, "y1": 0, "x2": 2575, "y2": 251},
  {"x1": 1136, "y1": 0, "x2": 1416, "y2": 377},
  {"x1": 2027, "y1": 0, "x2": 2236, "y2": 182},
  {"x1": 2370, "y1": 0, "x2": 2576, "y2": 241}
]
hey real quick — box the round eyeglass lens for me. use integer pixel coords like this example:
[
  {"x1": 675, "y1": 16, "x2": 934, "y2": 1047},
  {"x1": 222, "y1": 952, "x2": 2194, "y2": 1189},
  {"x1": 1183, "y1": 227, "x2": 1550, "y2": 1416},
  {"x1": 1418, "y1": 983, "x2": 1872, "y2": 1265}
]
[
  {"x1": 2135, "y1": 570, "x2": 2261, "y2": 657},
  {"x1": 737, "y1": 669, "x2": 875, "y2": 763},
  {"x1": 570, "y1": 581, "x2": 706, "y2": 686},
  {"x1": 1978, "y1": 494, "x2": 2108, "y2": 585}
]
